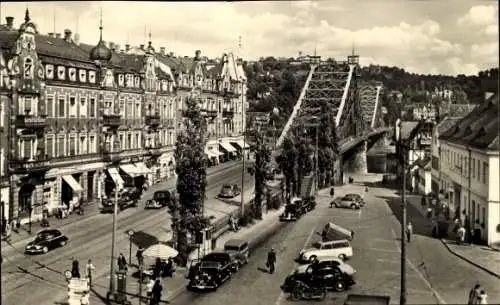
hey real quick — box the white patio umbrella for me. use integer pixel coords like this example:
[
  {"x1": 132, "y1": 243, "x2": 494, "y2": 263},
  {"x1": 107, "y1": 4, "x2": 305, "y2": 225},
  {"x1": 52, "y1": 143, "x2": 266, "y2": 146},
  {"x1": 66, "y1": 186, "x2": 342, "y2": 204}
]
[{"x1": 143, "y1": 244, "x2": 179, "y2": 260}]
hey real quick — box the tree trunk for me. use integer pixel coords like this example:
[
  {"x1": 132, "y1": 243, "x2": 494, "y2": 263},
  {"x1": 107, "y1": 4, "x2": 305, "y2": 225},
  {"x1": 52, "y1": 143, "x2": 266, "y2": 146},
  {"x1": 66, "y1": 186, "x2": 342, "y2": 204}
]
[{"x1": 176, "y1": 228, "x2": 189, "y2": 266}]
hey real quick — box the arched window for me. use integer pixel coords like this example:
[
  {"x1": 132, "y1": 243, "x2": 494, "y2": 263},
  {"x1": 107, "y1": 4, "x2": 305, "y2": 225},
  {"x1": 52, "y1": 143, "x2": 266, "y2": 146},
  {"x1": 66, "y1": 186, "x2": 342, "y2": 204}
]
[{"x1": 24, "y1": 58, "x2": 33, "y2": 78}]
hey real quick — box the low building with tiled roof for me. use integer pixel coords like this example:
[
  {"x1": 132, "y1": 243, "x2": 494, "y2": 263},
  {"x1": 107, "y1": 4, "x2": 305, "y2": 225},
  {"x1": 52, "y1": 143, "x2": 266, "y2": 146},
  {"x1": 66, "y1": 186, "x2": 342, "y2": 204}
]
[
  {"x1": 437, "y1": 92, "x2": 499, "y2": 246},
  {"x1": 0, "y1": 10, "x2": 248, "y2": 225}
]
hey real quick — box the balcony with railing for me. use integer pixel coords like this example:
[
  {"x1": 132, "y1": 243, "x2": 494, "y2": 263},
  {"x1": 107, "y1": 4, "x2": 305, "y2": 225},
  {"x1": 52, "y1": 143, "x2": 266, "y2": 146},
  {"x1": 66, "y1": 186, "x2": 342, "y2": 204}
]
[
  {"x1": 222, "y1": 108, "x2": 235, "y2": 118},
  {"x1": 201, "y1": 109, "x2": 218, "y2": 119},
  {"x1": 165, "y1": 118, "x2": 175, "y2": 129},
  {"x1": 15, "y1": 115, "x2": 46, "y2": 129},
  {"x1": 222, "y1": 88, "x2": 240, "y2": 97},
  {"x1": 9, "y1": 154, "x2": 52, "y2": 174},
  {"x1": 103, "y1": 114, "x2": 122, "y2": 128},
  {"x1": 145, "y1": 114, "x2": 161, "y2": 127}
]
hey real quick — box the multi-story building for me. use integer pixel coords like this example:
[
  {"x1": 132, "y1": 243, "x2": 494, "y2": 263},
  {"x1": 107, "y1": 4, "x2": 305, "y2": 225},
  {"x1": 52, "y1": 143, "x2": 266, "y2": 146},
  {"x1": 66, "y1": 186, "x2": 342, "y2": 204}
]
[
  {"x1": 0, "y1": 11, "x2": 248, "y2": 225},
  {"x1": 439, "y1": 93, "x2": 499, "y2": 246},
  {"x1": 0, "y1": 43, "x2": 9, "y2": 223}
]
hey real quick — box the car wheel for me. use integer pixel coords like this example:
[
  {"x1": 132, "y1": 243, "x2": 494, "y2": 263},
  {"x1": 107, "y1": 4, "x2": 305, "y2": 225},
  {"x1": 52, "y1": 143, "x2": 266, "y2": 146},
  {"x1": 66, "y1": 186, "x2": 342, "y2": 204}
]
[
  {"x1": 318, "y1": 288, "x2": 327, "y2": 300},
  {"x1": 338, "y1": 254, "x2": 346, "y2": 260},
  {"x1": 309, "y1": 255, "x2": 317, "y2": 263},
  {"x1": 333, "y1": 280, "x2": 346, "y2": 292},
  {"x1": 42, "y1": 246, "x2": 49, "y2": 253},
  {"x1": 60, "y1": 240, "x2": 67, "y2": 247},
  {"x1": 350, "y1": 204, "x2": 357, "y2": 209}
]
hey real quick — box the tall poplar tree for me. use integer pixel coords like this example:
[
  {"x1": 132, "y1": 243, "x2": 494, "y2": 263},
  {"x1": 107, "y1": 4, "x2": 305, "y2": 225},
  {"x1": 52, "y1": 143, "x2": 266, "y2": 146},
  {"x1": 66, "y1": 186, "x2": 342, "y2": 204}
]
[
  {"x1": 174, "y1": 93, "x2": 208, "y2": 264},
  {"x1": 252, "y1": 131, "x2": 271, "y2": 219}
]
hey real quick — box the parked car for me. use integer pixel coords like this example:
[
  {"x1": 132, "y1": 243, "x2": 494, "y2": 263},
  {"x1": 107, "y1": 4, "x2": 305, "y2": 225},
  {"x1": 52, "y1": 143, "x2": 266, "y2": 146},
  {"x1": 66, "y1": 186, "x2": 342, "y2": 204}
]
[
  {"x1": 280, "y1": 197, "x2": 306, "y2": 221},
  {"x1": 330, "y1": 196, "x2": 361, "y2": 209},
  {"x1": 344, "y1": 193, "x2": 364, "y2": 206},
  {"x1": 281, "y1": 259, "x2": 356, "y2": 293},
  {"x1": 145, "y1": 190, "x2": 172, "y2": 209},
  {"x1": 302, "y1": 196, "x2": 317, "y2": 211},
  {"x1": 217, "y1": 184, "x2": 241, "y2": 199},
  {"x1": 298, "y1": 239, "x2": 353, "y2": 263},
  {"x1": 25, "y1": 229, "x2": 68, "y2": 254},
  {"x1": 187, "y1": 252, "x2": 233, "y2": 291},
  {"x1": 223, "y1": 239, "x2": 250, "y2": 271},
  {"x1": 101, "y1": 193, "x2": 138, "y2": 213}
]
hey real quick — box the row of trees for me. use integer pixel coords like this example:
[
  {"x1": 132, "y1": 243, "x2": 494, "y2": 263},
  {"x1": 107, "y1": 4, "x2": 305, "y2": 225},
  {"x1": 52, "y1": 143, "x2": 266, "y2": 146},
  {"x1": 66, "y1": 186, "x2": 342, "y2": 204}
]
[{"x1": 173, "y1": 94, "x2": 273, "y2": 264}]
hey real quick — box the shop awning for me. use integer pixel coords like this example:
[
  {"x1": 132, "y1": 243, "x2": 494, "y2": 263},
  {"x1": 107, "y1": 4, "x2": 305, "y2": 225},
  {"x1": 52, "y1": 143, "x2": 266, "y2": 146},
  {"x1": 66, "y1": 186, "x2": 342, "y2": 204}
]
[
  {"x1": 205, "y1": 149, "x2": 219, "y2": 158},
  {"x1": 107, "y1": 168, "x2": 124, "y2": 189},
  {"x1": 232, "y1": 139, "x2": 249, "y2": 149},
  {"x1": 219, "y1": 142, "x2": 237, "y2": 153},
  {"x1": 120, "y1": 164, "x2": 141, "y2": 178},
  {"x1": 62, "y1": 175, "x2": 83, "y2": 192},
  {"x1": 134, "y1": 162, "x2": 151, "y2": 175}
]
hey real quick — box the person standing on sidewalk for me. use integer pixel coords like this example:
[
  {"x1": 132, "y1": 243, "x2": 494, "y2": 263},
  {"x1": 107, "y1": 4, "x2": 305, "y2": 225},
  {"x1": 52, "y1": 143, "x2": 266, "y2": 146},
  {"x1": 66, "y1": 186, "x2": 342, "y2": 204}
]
[
  {"x1": 117, "y1": 253, "x2": 127, "y2": 272},
  {"x1": 85, "y1": 259, "x2": 95, "y2": 285},
  {"x1": 71, "y1": 258, "x2": 81, "y2": 278},
  {"x1": 150, "y1": 278, "x2": 163, "y2": 305},
  {"x1": 406, "y1": 222, "x2": 413, "y2": 243},
  {"x1": 476, "y1": 290, "x2": 488, "y2": 304},
  {"x1": 468, "y1": 284, "x2": 481, "y2": 304}
]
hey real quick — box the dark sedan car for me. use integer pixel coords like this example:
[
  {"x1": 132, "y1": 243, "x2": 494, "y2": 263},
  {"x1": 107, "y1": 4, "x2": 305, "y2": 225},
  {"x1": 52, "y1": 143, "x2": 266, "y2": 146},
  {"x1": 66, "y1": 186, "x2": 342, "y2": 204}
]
[
  {"x1": 281, "y1": 260, "x2": 356, "y2": 293},
  {"x1": 25, "y1": 229, "x2": 68, "y2": 254},
  {"x1": 187, "y1": 252, "x2": 233, "y2": 291},
  {"x1": 217, "y1": 184, "x2": 241, "y2": 199}
]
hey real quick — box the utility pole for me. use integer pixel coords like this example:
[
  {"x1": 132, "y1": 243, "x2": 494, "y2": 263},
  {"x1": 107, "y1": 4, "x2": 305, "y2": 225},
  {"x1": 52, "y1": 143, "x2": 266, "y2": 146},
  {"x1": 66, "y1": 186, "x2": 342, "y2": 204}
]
[
  {"x1": 400, "y1": 153, "x2": 407, "y2": 305},
  {"x1": 240, "y1": 82, "x2": 246, "y2": 218}
]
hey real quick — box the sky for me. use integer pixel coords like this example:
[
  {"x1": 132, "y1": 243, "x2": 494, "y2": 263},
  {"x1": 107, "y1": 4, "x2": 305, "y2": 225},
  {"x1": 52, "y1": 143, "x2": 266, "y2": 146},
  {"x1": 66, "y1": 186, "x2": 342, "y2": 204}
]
[{"x1": 1, "y1": 1, "x2": 498, "y2": 76}]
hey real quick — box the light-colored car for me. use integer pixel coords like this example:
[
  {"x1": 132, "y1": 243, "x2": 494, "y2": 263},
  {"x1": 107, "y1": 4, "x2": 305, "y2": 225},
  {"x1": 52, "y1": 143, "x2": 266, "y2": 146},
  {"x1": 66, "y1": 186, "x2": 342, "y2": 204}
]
[
  {"x1": 330, "y1": 196, "x2": 361, "y2": 209},
  {"x1": 217, "y1": 184, "x2": 241, "y2": 199},
  {"x1": 298, "y1": 239, "x2": 353, "y2": 263}
]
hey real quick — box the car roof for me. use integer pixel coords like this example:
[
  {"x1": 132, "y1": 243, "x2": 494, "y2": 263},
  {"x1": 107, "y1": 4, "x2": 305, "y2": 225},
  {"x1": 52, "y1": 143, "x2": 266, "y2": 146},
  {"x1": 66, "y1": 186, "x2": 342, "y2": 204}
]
[
  {"x1": 38, "y1": 229, "x2": 61, "y2": 235},
  {"x1": 320, "y1": 239, "x2": 350, "y2": 245},
  {"x1": 224, "y1": 239, "x2": 249, "y2": 247},
  {"x1": 345, "y1": 193, "x2": 360, "y2": 197}
]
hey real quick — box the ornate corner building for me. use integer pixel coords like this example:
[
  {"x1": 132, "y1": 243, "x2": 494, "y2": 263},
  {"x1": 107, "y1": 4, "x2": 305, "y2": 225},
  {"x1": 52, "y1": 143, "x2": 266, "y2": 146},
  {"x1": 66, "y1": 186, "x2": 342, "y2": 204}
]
[{"x1": 0, "y1": 10, "x2": 247, "y2": 224}]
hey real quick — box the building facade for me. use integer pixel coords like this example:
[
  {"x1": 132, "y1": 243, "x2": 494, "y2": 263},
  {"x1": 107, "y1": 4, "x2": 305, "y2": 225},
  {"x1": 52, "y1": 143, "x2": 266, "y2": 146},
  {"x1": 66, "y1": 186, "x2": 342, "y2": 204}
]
[
  {"x1": 438, "y1": 94, "x2": 499, "y2": 246},
  {"x1": 0, "y1": 11, "x2": 248, "y2": 225}
]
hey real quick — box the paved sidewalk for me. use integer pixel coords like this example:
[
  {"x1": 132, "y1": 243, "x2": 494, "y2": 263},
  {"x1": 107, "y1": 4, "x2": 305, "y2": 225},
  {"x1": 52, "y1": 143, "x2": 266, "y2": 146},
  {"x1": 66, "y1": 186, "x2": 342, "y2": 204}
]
[
  {"x1": 406, "y1": 194, "x2": 500, "y2": 279},
  {"x1": 1, "y1": 160, "x2": 240, "y2": 248}
]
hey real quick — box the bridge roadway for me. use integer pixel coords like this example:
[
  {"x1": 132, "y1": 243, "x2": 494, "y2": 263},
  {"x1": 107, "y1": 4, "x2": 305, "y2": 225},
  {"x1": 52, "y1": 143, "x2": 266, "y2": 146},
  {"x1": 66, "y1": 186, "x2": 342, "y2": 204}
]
[
  {"x1": 1, "y1": 161, "x2": 254, "y2": 305},
  {"x1": 167, "y1": 181, "x2": 500, "y2": 305}
]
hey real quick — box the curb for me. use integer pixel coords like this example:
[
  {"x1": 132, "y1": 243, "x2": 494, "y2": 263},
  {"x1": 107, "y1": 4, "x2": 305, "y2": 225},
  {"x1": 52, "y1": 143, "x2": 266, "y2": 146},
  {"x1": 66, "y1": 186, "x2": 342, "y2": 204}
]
[{"x1": 440, "y1": 239, "x2": 500, "y2": 279}]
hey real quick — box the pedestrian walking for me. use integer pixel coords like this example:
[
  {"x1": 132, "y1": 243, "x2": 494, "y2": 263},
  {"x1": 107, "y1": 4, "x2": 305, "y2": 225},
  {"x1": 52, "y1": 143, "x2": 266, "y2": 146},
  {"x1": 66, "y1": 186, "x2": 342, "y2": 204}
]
[
  {"x1": 117, "y1": 253, "x2": 127, "y2": 271},
  {"x1": 4, "y1": 221, "x2": 11, "y2": 241},
  {"x1": 71, "y1": 258, "x2": 81, "y2": 278},
  {"x1": 476, "y1": 290, "x2": 488, "y2": 304},
  {"x1": 457, "y1": 226, "x2": 466, "y2": 245},
  {"x1": 329, "y1": 187, "x2": 335, "y2": 198},
  {"x1": 136, "y1": 247, "x2": 144, "y2": 267},
  {"x1": 150, "y1": 279, "x2": 163, "y2": 305},
  {"x1": 468, "y1": 284, "x2": 481, "y2": 304},
  {"x1": 85, "y1": 259, "x2": 95, "y2": 285},
  {"x1": 406, "y1": 222, "x2": 413, "y2": 243},
  {"x1": 267, "y1": 248, "x2": 277, "y2": 274}
]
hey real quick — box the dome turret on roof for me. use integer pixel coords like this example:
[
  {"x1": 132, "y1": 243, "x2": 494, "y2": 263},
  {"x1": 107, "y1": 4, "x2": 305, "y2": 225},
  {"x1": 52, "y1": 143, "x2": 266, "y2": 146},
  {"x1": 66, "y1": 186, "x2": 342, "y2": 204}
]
[{"x1": 89, "y1": 11, "x2": 112, "y2": 62}]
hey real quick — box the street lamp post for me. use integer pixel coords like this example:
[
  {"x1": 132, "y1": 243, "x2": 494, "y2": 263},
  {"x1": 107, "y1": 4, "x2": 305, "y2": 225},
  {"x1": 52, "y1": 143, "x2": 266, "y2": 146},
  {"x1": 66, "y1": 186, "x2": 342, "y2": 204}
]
[
  {"x1": 240, "y1": 84, "x2": 246, "y2": 219},
  {"x1": 107, "y1": 185, "x2": 119, "y2": 299},
  {"x1": 395, "y1": 119, "x2": 407, "y2": 305},
  {"x1": 127, "y1": 230, "x2": 135, "y2": 265}
]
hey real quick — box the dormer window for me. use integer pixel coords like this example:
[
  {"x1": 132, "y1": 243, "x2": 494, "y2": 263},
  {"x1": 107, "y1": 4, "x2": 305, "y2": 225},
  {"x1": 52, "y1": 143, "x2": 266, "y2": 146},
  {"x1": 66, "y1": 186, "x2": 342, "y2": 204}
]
[
  {"x1": 134, "y1": 76, "x2": 140, "y2": 88},
  {"x1": 197, "y1": 75, "x2": 202, "y2": 81},
  {"x1": 118, "y1": 74, "x2": 124, "y2": 86},
  {"x1": 89, "y1": 71, "x2": 96, "y2": 83},
  {"x1": 79, "y1": 69, "x2": 87, "y2": 82},
  {"x1": 161, "y1": 80, "x2": 167, "y2": 91},
  {"x1": 126, "y1": 74, "x2": 133, "y2": 87},
  {"x1": 57, "y1": 66, "x2": 65, "y2": 80},
  {"x1": 23, "y1": 57, "x2": 34, "y2": 78},
  {"x1": 45, "y1": 64, "x2": 54, "y2": 79},
  {"x1": 68, "y1": 68, "x2": 77, "y2": 82}
]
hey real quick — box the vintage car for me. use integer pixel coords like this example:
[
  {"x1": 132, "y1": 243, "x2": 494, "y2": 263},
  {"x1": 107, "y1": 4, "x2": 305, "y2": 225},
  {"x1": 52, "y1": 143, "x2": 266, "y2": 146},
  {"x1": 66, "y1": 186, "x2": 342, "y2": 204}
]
[
  {"x1": 280, "y1": 197, "x2": 306, "y2": 221},
  {"x1": 302, "y1": 196, "x2": 317, "y2": 211},
  {"x1": 101, "y1": 191, "x2": 138, "y2": 213},
  {"x1": 298, "y1": 239, "x2": 353, "y2": 263},
  {"x1": 145, "y1": 190, "x2": 173, "y2": 209},
  {"x1": 330, "y1": 196, "x2": 361, "y2": 209},
  {"x1": 344, "y1": 193, "x2": 365, "y2": 206},
  {"x1": 281, "y1": 259, "x2": 356, "y2": 293},
  {"x1": 25, "y1": 229, "x2": 69, "y2": 254},
  {"x1": 187, "y1": 252, "x2": 233, "y2": 291},
  {"x1": 321, "y1": 222, "x2": 355, "y2": 242},
  {"x1": 217, "y1": 184, "x2": 241, "y2": 199},
  {"x1": 223, "y1": 239, "x2": 250, "y2": 271}
]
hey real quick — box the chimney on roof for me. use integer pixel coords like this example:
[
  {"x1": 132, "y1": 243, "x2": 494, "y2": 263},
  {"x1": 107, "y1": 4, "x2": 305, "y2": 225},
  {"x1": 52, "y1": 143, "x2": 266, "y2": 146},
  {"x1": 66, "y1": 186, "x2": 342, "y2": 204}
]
[
  {"x1": 120, "y1": 49, "x2": 125, "y2": 54},
  {"x1": 160, "y1": 47, "x2": 166, "y2": 55},
  {"x1": 114, "y1": 44, "x2": 120, "y2": 53},
  {"x1": 140, "y1": 44, "x2": 145, "y2": 50},
  {"x1": 55, "y1": 33, "x2": 61, "y2": 39},
  {"x1": 109, "y1": 42, "x2": 114, "y2": 51},
  {"x1": 169, "y1": 52, "x2": 174, "y2": 57},
  {"x1": 194, "y1": 50, "x2": 201, "y2": 61},
  {"x1": 63, "y1": 29, "x2": 72, "y2": 43},
  {"x1": 5, "y1": 17, "x2": 14, "y2": 30},
  {"x1": 48, "y1": 32, "x2": 54, "y2": 38},
  {"x1": 125, "y1": 44, "x2": 130, "y2": 52},
  {"x1": 184, "y1": 56, "x2": 188, "y2": 59}
]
